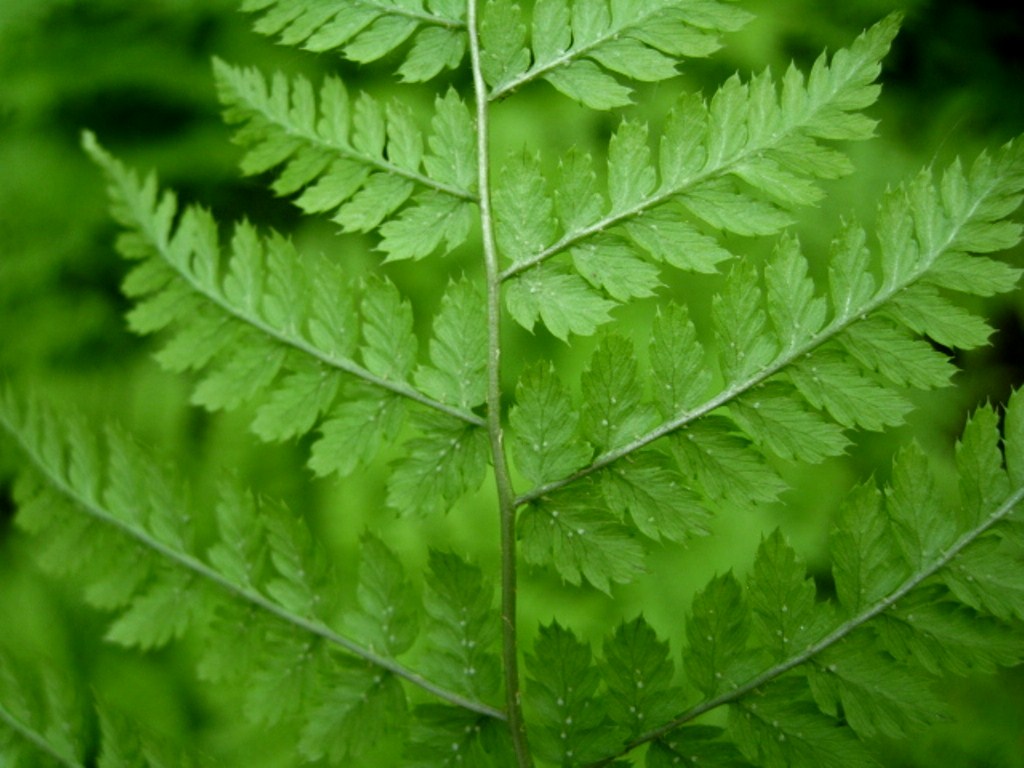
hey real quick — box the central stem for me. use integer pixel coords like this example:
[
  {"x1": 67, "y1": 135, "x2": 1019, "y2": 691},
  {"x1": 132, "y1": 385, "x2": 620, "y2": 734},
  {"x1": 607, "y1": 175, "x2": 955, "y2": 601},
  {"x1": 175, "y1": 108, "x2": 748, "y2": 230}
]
[{"x1": 466, "y1": 1, "x2": 532, "y2": 765}]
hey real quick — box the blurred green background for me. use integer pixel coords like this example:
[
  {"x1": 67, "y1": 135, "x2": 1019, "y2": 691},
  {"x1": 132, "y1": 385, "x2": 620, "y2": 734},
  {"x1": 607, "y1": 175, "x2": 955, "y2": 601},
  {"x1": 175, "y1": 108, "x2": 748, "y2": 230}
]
[{"x1": 1, "y1": 0, "x2": 1022, "y2": 765}]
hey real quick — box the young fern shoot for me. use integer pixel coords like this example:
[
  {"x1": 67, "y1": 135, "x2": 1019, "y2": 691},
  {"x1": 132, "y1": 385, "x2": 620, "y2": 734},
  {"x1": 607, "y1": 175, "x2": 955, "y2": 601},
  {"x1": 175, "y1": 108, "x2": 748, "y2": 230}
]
[{"x1": 2, "y1": 1, "x2": 1023, "y2": 766}]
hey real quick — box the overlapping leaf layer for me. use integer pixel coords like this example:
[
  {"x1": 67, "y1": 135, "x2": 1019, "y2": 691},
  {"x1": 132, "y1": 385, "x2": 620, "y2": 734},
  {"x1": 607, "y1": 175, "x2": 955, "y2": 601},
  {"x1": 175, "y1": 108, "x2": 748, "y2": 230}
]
[{"x1": 3, "y1": 0, "x2": 1024, "y2": 766}]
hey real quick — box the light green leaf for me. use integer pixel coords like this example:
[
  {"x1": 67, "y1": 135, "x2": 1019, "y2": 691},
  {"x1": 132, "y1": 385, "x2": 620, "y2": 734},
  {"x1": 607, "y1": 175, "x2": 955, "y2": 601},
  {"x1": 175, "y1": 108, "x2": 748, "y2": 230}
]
[
  {"x1": 623, "y1": 207, "x2": 733, "y2": 273},
  {"x1": 299, "y1": 665, "x2": 408, "y2": 763},
  {"x1": 531, "y1": 0, "x2": 571, "y2": 63},
  {"x1": 519, "y1": 492, "x2": 645, "y2": 593},
  {"x1": 883, "y1": 284, "x2": 993, "y2": 349},
  {"x1": 827, "y1": 222, "x2": 876, "y2": 320},
  {"x1": 681, "y1": 179, "x2": 792, "y2": 236},
  {"x1": 712, "y1": 260, "x2": 778, "y2": 380},
  {"x1": 685, "y1": 572, "x2": 759, "y2": 698},
  {"x1": 602, "y1": 616, "x2": 683, "y2": 738},
  {"x1": 581, "y1": 335, "x2": 659, "y2": 450},
  {"x1": 544, "y1": 60, "x2": 633, "y2": 110},
  {"x1": 526, "y1": 623, "x2": 624, "y2": 764},
  {"x1": 840, "y1": 318, "x2": 954, "y2": 389},
  {"x1": 347, "y1": 534, "x2": 419, "y2": 656},
  {"x1": 105, "y1": 571, "x2": 207, "y2": 650},
  {"x1": 808, "y1": 635, "x2": 944, "y2": 740},
  {"x1": 360, "y1": 277, "x2": 418, "y2": 381},
  {"x1": 415, "y1": 278, "x2": 488, "y2": 409},
  {"x1": 421, "y1": 552, "x2": 502, "y2": 703},
  {"x1": 309, "y1": 392, "x2": 406, "y2": 477},
  {"x1": 479, "y1": 0, "x2": 530, "y2": 87},
  {"x1": 346, "y1": 16, "x2": 419, "y2": 63},
  {"x1": 748, "y1": 531, "x2": 831, "y2": 660},
  {"x1": 251, "y1": 361, "x2": 340, "y2": 442},
  {"x1": 378, "y1": 193, "x2": 474, "y2": 261},
  {"x1": 505, "y1": 265, "x2": 616, "y2": 340},
  {"x1": 671, "y1": 417, "x2": 788, "y2": 510},
  {"x1": 608, "y1": 120, "x2": 657, "y2": 212},
  {"x1": 600, "y1": 451, "x2": 709, "y2": 542},
  {"x1": 510, "y1": 364, "x2": 592, "y2": 487},
  {"x1": 494, "y1": 152, "x2": 557, "y2": 265},
  {"x1": 571, "y1": 239, "x2": 661, "y2": 301},
  {"x1": 786, "y1": 349, "x2": 910, "y2": 431},
  {"x1": 333, "y1": 173, "x2": 414, "y2": 232},
  {"x1": 955, "y1": 404, "x2": 1010, "y2": 528},
  {"x1": 764, "y1": 235, "x2": 827, "y2": 350},
  {"x1": 398, "y1": 26, "x2": 466, "y2": 82},
  {"x1": 425, "y1": 89, "x2": 477, "y2": 190},
  {"x1": 730, "y1": 382, "x2": 849, "y2": 463},
  {"x1": 554, "y1": 148, "x2": 604, "y2": 233},
  {"x1": 650, "y1": 303, "x2": 712, "y2": 417},
  {"x1": 830, "y1": 482, "x2": 906, "y2": 615},
  {"x1": 886, "y1": 443, "x2": 956, "y2": 570},
  {"x1": 386, "y1": 412, "x2": 489, "y2": 516},
  {"x1": 589, "y1": 37, "x2": 678, "y2": 82}
]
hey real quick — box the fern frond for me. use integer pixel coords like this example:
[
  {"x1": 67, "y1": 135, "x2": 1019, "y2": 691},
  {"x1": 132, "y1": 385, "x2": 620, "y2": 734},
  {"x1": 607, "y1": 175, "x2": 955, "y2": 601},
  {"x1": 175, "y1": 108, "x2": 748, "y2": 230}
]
[
  {"x1": 83, "y1": 132, "x2": 493, "y2": 499},
  {"x1": 214, "y1": 60, "x2": 477, "y2": 259},
  {"x1": 576, "y1": 392, "x2": 1024, "y2": 766},
  {"x1": 483, "y1": 0, "x2": 752, "y2": 106},
  {"x1": 0, "y1": 388, "x2": 505, "y2": 724},
  {"x1": 513, "y1": 141, "x2": 1023, "y2": 592},
  {"x1": 497, "y1": 15, "x2": 900, "y2": 337},
  {"x1": 241, "y1": 0, "x2": 467, "y2": 79},
  {"x1": 0, "y1": 660, "x2": 85, "y2": 768}
]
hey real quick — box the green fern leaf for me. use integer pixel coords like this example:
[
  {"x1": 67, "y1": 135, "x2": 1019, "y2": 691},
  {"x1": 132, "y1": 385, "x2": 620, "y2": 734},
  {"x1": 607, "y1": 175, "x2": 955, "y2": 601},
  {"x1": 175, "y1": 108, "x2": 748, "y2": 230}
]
[
  {"x1": 875, "y1": 593, "x2": 1024, "y2": 676},
  {"x1": 420, "y1": 552, "x2": 502, "y2": 704},
  {"x1": 525, "y1": 622, "x2": 624, "y2": 764},
  {"x1": 299, "y1": 662, "x2": 409, "y2": 764},
  {"x1": 0, "y1": 660, "x2": 86, "y2": 768},
  {"x1": 505, "y1": 264, "x2": 616, "y2": 340},
  {"x1": 509, "y1": 364, "x2": 593, "y2": 486},
  {"x1": 346, "y1": 534, "x2": 420, "y2": 656},
  {"x1": 242, "y1": 0, "x2": 465, "y2": 71},
  {"x1": 406, "y1": 705, "x2": 516, "y2": 767},
  {"x1": 386, "y1": 410, "x2": 490, "y2": 516},
  {"x1": 493, "y1": 0, "x2": 751, "y2": 105},
  {"x1": 598, "y1": 451, "x2": 709, "y2": 543},
  {"x1": 479, "y1": 0, "x2": 530, "y2": 87},
  {"x1": 649, "y1": 304, "x2": 712, "y2": 417},
  {"x1": 519, "y1": 490, "x2": 645, "y2": 592},
  {"x1": 685, "y1": 572, "x2": 759, "y2": 699},
  {"x1": 806, "y1": 635, "x2": 945, "y2": 740},
  {"x1": 580, "y1": 336, "x2": 658, "y2": 451},
  {"x1": 104, "y1": 570, "x2": 211, "y2": 650},
  {"x1": 671, "y1": 417, "x2": 789, "y2": 511},
  {"x1": 647, "y1": 726, "x2": 754, "y2": 767},
  {"x1": 729, "y1": 383, "x2": 849, "y2": 463},
  {"x1": 829, "y1": 483, "x2": 906, "y2": 616},
  {"x1": 711, "y1": 261, "x2": 778, "y2": 381},
  {"x1": 747, "y1": 532, "x2": 831, "y2": 661},
  {"x1": 415, "y1": 278, "x2": 488, "y2": 409},
  {"x1": 310, "y1": 389, "x2": 406, "y2": 478},
  {"x1": 601, "y1": 616, "x2": 684, "y2": 737},
  {"x1": 728, "y1": 679, "x2": 880, "y2": 768}
]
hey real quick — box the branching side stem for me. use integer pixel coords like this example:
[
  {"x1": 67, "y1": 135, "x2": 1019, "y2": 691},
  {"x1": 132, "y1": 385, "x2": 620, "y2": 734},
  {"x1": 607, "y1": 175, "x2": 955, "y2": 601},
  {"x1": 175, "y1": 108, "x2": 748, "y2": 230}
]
[
  {"x1": 0, "y1": 412, "x2": 504, "y2": 721},
  {"x1": 467, "y1": 0, "x2": 533, "y2": 764},
  {"x1": 0, "y1": 703, "x2": 81, "y2": 768},
  {"x1": 586, "y1": 482, "x2": 1024, "y2": 766}
]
